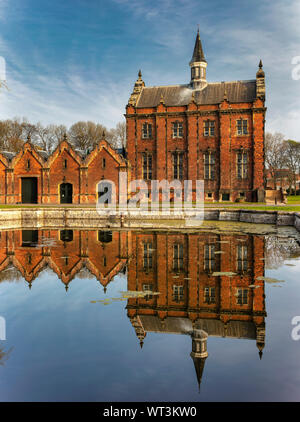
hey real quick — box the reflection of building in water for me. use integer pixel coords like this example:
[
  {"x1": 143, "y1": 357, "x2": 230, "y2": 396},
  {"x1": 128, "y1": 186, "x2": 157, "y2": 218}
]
[
  {"x1": 0, "y1": 229, "x2": 267, "y2": 389},
  {"x1": 127, "y1": 232, "x2": 266, "y2": 390},
  {"x1": 0, "y1": 229, "x2": 131, "y2": 291}
]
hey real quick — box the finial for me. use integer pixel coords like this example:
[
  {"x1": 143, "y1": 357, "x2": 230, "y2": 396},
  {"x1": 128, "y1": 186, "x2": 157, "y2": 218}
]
[
  {"x1": 28, "y1": 282, "x2": 32, "y2": 290},
  {"x1": 63, "y1": 133, "x2": 67, "y2": 141},
  {"x1": 159, "y1": 93, "x2": 165, "y2": 104},
  {"x1": 140, "y1": 340, "x2": 144, "y2": 349},
  {"x1": 259, "y1": 59, "x2": 263, "y2": 69},
  {"x1": 102, "y1": 130, "x2": 106, "y2": 139},
  {"x1": 65, "y1": 285, "x2": 69, "y2": 292},
  {"x1": 223, "y1": 89, "x2": 228, "y2": 101},
  {"x1": 259, "y1": 350, "x2": 263, "y2": 360},
  {"x1": 27, "y1": 134, "x2": 31, "y2": 143},
  {"x1": 104, "y1": 286, "x2": 107, "y2": 294},
  {"x1": 138, "y1": 69, "x2": 142, "y2": 78}
]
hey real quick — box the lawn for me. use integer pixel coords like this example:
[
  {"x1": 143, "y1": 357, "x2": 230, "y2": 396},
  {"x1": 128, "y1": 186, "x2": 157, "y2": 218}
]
[{"x1": 287, "y1": 195, "x2": 300, "y2": 204}]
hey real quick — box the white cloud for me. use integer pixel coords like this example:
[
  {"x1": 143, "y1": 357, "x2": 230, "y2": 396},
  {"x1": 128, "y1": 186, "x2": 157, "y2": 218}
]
[{"x1": 0, "y1": 0, "x2": 299, "y2": 139}]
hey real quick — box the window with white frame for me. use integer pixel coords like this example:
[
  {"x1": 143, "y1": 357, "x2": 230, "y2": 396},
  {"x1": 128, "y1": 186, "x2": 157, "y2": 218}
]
[
  {"x1": 204, "y1": 151, "x2": 215, "y2": 180},
  {"x1": 172, "y1": 121, "x2": 183, "y2": 138},
  {"x1": 237, "y1": 151, "x2": 248, "y2": 179},
  {"x1": 142, "y1": 152, "x2": 152, "y2": 180},
  {"x1": 173, "y1": 285, "x2": 184, "y2": 302},
  {"x1": 204, "y1": 120, "x2": 215, "y2": 137}
]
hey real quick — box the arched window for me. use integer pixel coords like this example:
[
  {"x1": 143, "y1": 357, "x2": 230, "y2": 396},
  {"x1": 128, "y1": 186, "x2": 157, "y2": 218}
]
[
  {"x1": 98, "y1": 231, "x2": 113, "y2": 243},
  {"x1": 60, "y1": 230, "x2": 73, "y2": 242}
]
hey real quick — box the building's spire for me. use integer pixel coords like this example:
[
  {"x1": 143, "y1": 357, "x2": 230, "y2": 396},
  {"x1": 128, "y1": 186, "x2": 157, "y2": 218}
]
[
  {"x1": 256, "y1": 59, "x2": 265, "y2": 100},
  {"x1": 190, "y1": 329, "x2": 209, "y2": 392},
  {"x1": 189, "y1": 29, "x2": 207, "y2": 90},
  {"x1": 191, "y1": 29, "x2": 206, "y2": 63},
  {"x1": 128, "y1": 70, "x2": 145, "y2": 106}
]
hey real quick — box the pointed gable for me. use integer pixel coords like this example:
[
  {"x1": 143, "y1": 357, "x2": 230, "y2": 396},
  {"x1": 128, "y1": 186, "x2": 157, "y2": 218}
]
[{"x1": 11, "y1": 142, "x2": 44, "y2": 172}]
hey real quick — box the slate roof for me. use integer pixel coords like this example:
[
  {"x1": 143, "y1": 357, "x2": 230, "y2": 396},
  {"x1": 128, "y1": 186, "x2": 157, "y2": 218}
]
[
  {"x1": 191, "y1": 29, "x2": 206, "y2": 63},
  {"x1": 0, "y1": 151, "x2": 16, "y2": 161},
  {"x1": 136, "y1": 80, "x2": 257, "y2": 108},
  {"x1": 138, "y1": 315, "x2": 256, "y2": 339}
]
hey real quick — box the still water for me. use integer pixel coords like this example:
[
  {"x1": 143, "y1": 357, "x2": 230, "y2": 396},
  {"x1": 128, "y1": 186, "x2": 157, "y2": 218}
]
[{"x1": 0, "y1": 225, "x2": 300, "y2": 402}]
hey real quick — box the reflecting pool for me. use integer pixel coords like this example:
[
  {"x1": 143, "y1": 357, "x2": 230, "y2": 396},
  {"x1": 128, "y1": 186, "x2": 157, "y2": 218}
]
[{"x1": 0, "y1": 226, "x2": 300, "y2": 401}]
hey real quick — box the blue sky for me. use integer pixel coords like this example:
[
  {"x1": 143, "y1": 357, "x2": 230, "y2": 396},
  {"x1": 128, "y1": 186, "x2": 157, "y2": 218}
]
[{"x1": 0, "y1": 0, "x2": 299, "y2": 139}]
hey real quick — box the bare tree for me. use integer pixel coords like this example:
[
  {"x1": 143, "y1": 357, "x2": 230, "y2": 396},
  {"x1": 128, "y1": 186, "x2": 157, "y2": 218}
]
[
  {"x1": 35, "y1": 123, "x2": 65, "y2": 154},
  {"x1": 264, "y1": 132, "x2": 287, "y2": 189},
  {"x1": 0, "y1": 118, "x2": 24, "y2": 152},
  {"x1": 68, "y1": 121, "x2": 107, "y2": 150},
  {"x1": 284, "y1": 140, "x2": 300, "y2": 195},
  {"x1": 110, "y1": 121, "x2": 126, "y2": 149}
]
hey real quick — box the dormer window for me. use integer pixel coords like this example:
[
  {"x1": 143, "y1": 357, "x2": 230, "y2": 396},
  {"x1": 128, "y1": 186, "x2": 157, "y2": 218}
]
[
  {"x1": 172, "y1": 122, "x2": 183, "y2": 138},
  {"x1": 142, "y1": 123, "x2": 152, "y2": 139}
]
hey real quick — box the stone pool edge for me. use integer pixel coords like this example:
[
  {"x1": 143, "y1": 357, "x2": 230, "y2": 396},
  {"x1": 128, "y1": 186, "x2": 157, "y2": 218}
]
[{"x1": 0, "y1": 207, "x2": 299, "y2": 231}]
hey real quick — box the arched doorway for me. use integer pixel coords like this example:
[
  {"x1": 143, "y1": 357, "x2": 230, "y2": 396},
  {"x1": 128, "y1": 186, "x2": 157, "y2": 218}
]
[{"x1": 60, "y1": 183, "x2": 72, "y2": 204}]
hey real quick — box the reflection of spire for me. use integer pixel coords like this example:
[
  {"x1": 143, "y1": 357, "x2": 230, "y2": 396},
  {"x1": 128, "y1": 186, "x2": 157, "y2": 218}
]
[
  {"x1": 256, "y1": 325, "x2": 265, "y2": 360},
  {"x1": 130, "y1": 316, "x2": 146, "y2": 348},
  {"x1": 190, "y1": 329, "x2": 208, "y2": 392}
]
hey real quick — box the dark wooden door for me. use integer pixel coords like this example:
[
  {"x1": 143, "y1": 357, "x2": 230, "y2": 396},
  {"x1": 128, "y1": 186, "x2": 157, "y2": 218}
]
[
  {"x1": 21, "y1": 178, "x2": 38, "y2": 204},
  {"x1": 60, "y1": 183, "x2": 72, "y2": 204}
]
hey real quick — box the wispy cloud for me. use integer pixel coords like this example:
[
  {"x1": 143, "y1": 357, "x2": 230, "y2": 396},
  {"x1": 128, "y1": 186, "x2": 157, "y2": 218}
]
[{"x1": 0, "y1": 0, "x2": 299, "y2": 139}]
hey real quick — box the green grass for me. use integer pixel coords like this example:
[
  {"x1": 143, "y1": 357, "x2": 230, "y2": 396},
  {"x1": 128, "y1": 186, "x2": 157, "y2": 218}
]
[
  {"x1": 228, "y1": 206, "x2": 300, "y2": 212},
  {"x1": 287, "y1": 195, "x2": 300, "y2": 204},
  {"x1": 0, "y1": 202, "x2": 300, "y2": 213}
]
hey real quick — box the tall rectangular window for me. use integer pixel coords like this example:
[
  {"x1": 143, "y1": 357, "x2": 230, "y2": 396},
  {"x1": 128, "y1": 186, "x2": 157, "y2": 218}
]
[
  {"x1": 173, "y1": 243, "x2": 184, "y2": 271},
  {"x1": 237, "y1": 151, "x2": 248, "y2": 179},
  {"x1": 142, "y1": 123, "x2": 152, "y2": 139},
  {"x1": 237, "y1": 244, "x2": 248, "y2": 272},
  {"x1": 204, "y1": 151, "x2": 215, "y2": 180},
  {"x1": 172, "y1": 122, "x2": 183, "y2": 138},
  {"x1": 204, "y1": 120, "x2": 215, "y2": 136},
  {"x1": 173, "y1": 285, "x2": 184, "y2": 302},
  {"x1": 204, "y1": 244, "x2": 215, "y2": 271},
  {"x1": 173, "y1": 152, "x2": 184, "y2": 180},
  {"x1": 204, "y1": 287, "x2": 216, "y2": 304},
  {"x1": 143, "y1": 242, "x2": 153, "y2": 270},
  {"x1": 142, "y1": 153, "x2": 152, "y2": 180},
  {"x1": 142, "y1": 284, "x2": 153, "y2": 300},
  {"x1": 237, "y1": 288, "x2": 248, "y2": 305},
  {"x1": 237, "y1": 119, "x2": 248, "y2": 135}
]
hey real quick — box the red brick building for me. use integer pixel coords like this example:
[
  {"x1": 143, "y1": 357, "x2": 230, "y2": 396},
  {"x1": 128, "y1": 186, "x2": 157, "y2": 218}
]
[
  {"x1": 0, "y1": 136, "x2": 129, "y2": 204},
  {"x1": 126, "y1": 30, "x2": 266, "y2": 202}
]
